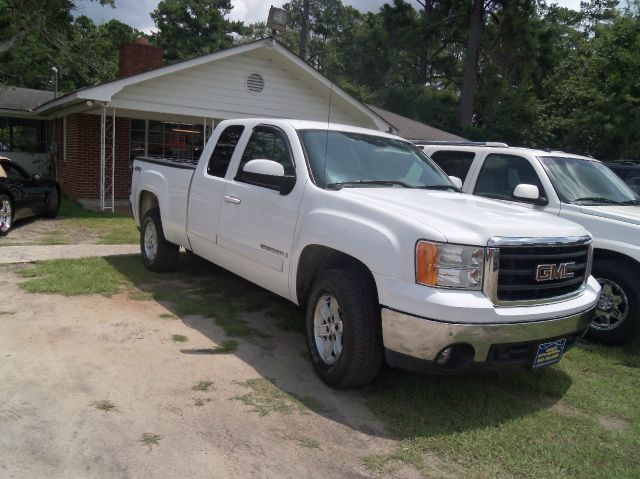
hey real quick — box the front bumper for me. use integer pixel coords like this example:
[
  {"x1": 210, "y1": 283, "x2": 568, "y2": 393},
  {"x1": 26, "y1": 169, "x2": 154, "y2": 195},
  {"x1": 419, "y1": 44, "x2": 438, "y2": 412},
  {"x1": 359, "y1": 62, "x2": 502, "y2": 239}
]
[{"x1": 382, "y1": 307, "x2": 594, "y2": 372}]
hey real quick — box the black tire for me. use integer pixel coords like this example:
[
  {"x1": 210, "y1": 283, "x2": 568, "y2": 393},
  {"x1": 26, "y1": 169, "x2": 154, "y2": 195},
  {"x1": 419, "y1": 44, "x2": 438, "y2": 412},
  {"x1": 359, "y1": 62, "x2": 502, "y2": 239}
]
[
  {"x1": 0, "y1": 193, "x2": 13, "y2": 237},
  {"x1": 140, "y1": 208, "x2": 179, "y2": 272},
  {"x1": 43, "y1": 188, "x2": 60, "y2": 218},
  {"x1": 305, "y1": 268, "x2": 383, "y2": 388},
  {"x1": 587, "y1": 259, "x2": 640, "y2": 345}
]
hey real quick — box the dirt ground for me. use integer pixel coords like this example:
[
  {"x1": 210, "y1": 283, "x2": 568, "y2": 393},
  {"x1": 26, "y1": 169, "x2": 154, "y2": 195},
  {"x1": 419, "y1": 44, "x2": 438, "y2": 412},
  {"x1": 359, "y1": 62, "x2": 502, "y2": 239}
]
[
  {"x1": 0, "y1": 263, "x2": 417, "y2": 479},
  {"x1": 1, "y1": 216, "x2": 97, "y2": 245}
]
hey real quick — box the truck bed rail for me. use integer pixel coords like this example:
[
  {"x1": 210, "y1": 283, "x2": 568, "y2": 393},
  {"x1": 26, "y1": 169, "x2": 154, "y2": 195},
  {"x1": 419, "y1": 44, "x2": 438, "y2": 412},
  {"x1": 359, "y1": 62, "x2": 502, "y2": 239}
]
[{"x1": 134, "y1": 156, "x2": 198, "y2": 170}]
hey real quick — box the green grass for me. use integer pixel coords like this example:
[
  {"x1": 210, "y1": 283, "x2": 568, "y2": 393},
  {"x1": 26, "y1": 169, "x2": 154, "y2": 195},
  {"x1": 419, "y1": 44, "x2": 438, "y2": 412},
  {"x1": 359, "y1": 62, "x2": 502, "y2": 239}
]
[
  {"x1": 129, "y1": 291, "x2": 154, "y2": 301},
  {"x1": 188, "y1": 339, "x2": 239, "y2": 355},
  {"x1": 17, "y1": 256, "x2": 146, "y2": 296},
  {"x1": 170, "y1": 334, "x2": 188, "y2": 343},
  {"x1": 139, "y1": 433, "x2": 161, "y2": 449},
  {"x1": 291, "y1": 436, "x2": 321, "y2": 449},
  {"x1": 37, "y1": 230, "x2": 72, "y2": 245},
  {"x1": 0, "y1": 197, "x2": 138, "y2": 247},
  {"x1": 233, "y1": 378, "x2": 325, "y2": 416},
  {"x1": 58, "y1": 198, "x2": 138, "y2": 245},
  {"x1": 266, "y1": 301, "x2": 305, "y2": 333},
  {"x1": 91, "y1": 400, "x2": 117, "y2": 412},
  {"x1": 192, "y1": 379, "x2": 214, "y2": 392},
  {"x1": 362, "y1": 341, "x2": 640, "y2": 478}
]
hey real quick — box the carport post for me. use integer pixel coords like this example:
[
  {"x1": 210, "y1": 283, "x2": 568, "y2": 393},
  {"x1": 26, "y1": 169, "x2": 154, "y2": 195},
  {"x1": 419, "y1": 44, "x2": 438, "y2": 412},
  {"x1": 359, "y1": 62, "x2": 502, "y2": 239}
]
[{"x1": 99, "y1": 104, "x2": 116, "y2": 212}]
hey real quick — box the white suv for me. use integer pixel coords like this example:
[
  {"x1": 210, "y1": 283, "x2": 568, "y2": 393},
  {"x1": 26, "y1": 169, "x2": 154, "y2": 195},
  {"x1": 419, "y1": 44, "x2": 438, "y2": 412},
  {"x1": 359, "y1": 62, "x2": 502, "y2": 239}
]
[{"x1": 418, "y1": 142, "x2": 640, "y2": 345}]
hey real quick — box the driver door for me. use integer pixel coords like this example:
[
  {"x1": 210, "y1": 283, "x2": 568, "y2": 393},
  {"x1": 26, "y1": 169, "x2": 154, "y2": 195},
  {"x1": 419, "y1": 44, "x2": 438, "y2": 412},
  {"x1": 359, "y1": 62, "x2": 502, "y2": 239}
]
[{"x1": 217, "y1": 125, "x2": 303, "y2": 298}]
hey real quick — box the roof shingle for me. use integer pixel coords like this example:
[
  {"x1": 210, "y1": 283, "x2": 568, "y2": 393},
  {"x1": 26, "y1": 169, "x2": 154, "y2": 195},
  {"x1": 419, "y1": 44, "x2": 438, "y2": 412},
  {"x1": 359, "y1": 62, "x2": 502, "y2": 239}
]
[
  {"x1": 0, "y1": 86, "x2": 56, "y2": 111},
  {"x1": 366, "y1": 104, "x2": 466, "y2": 142}
]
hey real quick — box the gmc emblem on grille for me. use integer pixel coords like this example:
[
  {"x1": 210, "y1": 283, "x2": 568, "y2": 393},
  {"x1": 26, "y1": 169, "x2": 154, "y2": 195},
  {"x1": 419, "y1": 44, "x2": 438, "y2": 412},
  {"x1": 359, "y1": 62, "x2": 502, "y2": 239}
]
[{"x1": 535, "y1": 262, "x2": 575, "y2": 282}]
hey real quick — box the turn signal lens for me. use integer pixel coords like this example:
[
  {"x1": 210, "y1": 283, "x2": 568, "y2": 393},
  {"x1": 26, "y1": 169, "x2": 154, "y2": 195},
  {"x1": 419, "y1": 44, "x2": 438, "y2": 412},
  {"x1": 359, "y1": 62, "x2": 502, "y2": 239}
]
[
  {"x1": 416, "y1": 241, "x2": 439, "y2": 286},
  {"x1": 416, "y1": 241, "x2": 485, "y2": 290}
]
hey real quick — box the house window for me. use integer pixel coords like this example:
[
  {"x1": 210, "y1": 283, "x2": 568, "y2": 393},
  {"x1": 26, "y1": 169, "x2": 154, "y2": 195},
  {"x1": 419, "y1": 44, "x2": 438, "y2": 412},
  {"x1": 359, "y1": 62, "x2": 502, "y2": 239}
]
[
  {"x1": 147, "y1": 121, "x2": 205, "y2": 162},
  {"x1": 130, "y1": 119, "x2": 146, "y2": 164},
  {"x1": 0, "y1": 117, "x2": 47, "y2": 153}
]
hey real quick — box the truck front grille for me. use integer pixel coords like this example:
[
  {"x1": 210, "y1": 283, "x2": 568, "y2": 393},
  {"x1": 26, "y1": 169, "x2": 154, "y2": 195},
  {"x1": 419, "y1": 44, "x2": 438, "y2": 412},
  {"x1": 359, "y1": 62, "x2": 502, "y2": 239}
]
[{"x1": 497, "y1": 244, "x2": 590, "y2": 302}]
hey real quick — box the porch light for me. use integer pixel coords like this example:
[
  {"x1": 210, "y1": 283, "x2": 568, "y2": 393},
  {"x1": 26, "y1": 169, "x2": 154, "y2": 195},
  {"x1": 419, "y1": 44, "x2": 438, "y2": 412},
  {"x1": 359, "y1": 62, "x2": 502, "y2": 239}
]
[{"x1": 267, "y1": 6, "x2": 287, "y2": 33}]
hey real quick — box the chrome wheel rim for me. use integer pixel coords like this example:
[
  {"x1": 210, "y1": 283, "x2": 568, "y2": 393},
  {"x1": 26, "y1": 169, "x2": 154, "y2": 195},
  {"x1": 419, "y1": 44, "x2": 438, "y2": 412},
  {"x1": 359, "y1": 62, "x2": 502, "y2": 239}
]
[
  {"x1": 0, "y1": 199, "x2": 12, "y2": 233},
  {"x1": 313, "y1": 293, "x2": 343, "y2": 365},
  {"x1": 144, "y1": 221, "x2": 158, "y2": 261},
  {"x1": 593, "y1": 278, "x2": 628, "y2": 331}
]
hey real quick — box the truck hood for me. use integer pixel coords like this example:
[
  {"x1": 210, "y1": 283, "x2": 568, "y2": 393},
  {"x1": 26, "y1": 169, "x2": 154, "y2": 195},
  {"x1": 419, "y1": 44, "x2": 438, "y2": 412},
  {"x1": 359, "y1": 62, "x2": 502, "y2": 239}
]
[
  {"x1": 340, "y1": 188, "x2": 589, "y2": 245},
  {"x1": 577, "y1": 205, "x2": 640, "y2": 226}
]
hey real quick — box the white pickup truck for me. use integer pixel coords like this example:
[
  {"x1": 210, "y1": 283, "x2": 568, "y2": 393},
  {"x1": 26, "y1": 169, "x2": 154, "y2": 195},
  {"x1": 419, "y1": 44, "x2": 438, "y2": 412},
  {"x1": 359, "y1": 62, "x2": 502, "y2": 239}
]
[
  {"x1": 419, "y1": 143, "x2": 640, "y2": 345},
  {"x1": 130, "y1": 119, "x2": 600, "y2": 388}
]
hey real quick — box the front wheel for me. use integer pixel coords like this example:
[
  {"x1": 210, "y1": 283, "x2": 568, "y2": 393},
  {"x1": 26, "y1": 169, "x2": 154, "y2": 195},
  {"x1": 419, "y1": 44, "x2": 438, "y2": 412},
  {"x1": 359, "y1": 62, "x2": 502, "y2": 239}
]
[
  {"x1": 587, "y1": 259, "x2": 640, "y2": 345},
  {"x1": 0, "y1": 194, "x2": 13, "y2": 237},
  {"x1": 140, "y1": 208, "x2": 179, "y2": 272},
  {"x1": 305, "y1": 268, "x2": 383, "y2": 388}
]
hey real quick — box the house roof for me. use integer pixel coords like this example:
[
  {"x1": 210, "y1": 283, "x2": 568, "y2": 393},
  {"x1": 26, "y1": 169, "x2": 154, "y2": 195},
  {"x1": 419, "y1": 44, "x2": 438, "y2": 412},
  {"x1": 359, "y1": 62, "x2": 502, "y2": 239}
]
[
  {"x1": 31, "y1": 38, "x2": 392, "y2": 132},
  {"x1": 0, "y1": 86, "x2": 56, "y2": 111},
  {"x1": 366, "y1": 104, "x2": 466, "y2": 141}
]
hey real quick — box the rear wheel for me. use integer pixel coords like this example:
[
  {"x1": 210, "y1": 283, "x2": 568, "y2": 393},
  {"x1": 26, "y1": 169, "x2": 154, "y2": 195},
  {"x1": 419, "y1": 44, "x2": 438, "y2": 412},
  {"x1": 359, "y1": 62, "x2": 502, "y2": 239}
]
[
  {"x1": 305, "y1": 268, "x2": 383, "y2": 388},
  {"x1": 588, "y1": 259, "x2": 640, "y2": 345},
  {"x1": 44, "y1": 188, "x2": 60, "y2": 218},
  {"x1": 0, "y1": 194, "x2": 13, "y2": 236},
  {"x1": 140, "y1": 208, "x2": 179, "y2": 272}
]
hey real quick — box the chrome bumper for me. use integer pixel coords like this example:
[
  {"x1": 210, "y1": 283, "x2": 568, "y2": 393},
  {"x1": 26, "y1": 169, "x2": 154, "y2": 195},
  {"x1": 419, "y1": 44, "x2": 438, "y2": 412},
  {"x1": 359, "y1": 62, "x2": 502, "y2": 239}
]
[{"x1": 381, "y1": 307, "x2": 594, "y2": 363}]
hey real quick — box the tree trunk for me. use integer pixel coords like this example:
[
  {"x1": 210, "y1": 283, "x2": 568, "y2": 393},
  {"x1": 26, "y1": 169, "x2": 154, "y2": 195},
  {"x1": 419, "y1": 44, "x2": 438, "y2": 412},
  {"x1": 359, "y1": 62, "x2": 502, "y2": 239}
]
[
  {"x1": 0, "y1": 27, "x2": 30, "y2": 55},
  {"x1": 299, "y1": 0, "x2": 310, "y2": 60},
  {"x1": 458, "y1": 0, "x2": 484, "y2": 127}
]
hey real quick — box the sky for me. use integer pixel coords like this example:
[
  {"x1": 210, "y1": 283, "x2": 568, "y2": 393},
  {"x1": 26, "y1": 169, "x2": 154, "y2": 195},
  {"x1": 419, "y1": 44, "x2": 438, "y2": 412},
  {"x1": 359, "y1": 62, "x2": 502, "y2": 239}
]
[{"x1": 75, "y1": 0, "x2": 584, "y2": 33}]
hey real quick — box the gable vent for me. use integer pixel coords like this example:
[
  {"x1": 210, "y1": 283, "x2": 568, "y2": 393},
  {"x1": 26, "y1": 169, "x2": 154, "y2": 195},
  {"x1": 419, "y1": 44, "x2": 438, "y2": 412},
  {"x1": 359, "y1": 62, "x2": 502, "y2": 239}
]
[{"x1": 246, "y1": 73, "x2": 265, "y2": 93}]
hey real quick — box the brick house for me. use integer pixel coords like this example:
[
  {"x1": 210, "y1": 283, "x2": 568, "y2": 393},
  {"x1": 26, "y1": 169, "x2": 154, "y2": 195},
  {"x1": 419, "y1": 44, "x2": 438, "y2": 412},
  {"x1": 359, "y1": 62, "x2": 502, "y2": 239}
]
[{"x1": 0, "y1": 37, "x2": 462, "y2": 211}]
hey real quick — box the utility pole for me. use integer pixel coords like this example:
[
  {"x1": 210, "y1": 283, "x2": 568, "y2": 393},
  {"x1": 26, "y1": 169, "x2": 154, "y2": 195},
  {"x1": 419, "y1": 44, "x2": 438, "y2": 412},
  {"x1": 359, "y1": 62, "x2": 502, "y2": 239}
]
[{"x1": 299, "y1": 0, "x2": 310, "y2": 60}]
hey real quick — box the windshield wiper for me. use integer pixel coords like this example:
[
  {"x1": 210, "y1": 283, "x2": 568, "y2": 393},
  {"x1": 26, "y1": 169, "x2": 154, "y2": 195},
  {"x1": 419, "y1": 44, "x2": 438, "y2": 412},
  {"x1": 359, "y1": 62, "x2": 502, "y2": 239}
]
[
  {"x1": 417, "y1": 184, "x2": 461, "y2": 192},
  {"x1": 327, "y1": 180, "x2": 414, "y2": 190},
  {"x1": 572, "y1": 197, "x2": 625, "y2": 205},
  {"x1": 621, "y1": 199, "x2": 640, "y2": 206}
]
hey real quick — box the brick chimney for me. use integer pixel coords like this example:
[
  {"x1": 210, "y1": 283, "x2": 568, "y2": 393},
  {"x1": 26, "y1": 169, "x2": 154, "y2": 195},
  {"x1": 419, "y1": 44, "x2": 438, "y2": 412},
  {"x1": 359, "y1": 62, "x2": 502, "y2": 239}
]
[{"x1": 119, "y1": 37, "x2": 164, "y2": 77}]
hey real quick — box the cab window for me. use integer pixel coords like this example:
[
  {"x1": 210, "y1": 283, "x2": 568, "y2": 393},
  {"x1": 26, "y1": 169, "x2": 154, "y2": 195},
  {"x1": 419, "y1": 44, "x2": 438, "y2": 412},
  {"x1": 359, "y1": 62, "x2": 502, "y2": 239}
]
[
  {"x1": 474, "y1": 154, "x2": 544, "y2": 201},
  {"x1": 430, "y1": 150, "x2": 476, "y2": 182},
  {"x1": 206, "y1": 125, "x2": 245, "y2": 178},
  {"x1": 236, "y1": 126, "x2": 295, "y2": 179}
]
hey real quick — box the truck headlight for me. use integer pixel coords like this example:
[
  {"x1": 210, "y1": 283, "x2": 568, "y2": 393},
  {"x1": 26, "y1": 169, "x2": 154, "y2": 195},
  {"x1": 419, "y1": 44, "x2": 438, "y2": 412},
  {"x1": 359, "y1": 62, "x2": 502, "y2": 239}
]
[{"x1": 416, "y1": 241, "x2": 484, "y2": 290}]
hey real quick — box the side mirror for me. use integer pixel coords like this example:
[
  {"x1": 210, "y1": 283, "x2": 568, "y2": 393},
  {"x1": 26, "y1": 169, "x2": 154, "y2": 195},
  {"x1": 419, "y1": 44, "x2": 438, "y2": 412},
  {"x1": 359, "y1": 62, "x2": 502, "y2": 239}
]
[
  {"x1": 240, "y1": 159, "x2": 296, "y2": 195},
  {"x1": 32, "y1": 173, "x2": 41, "y2": 181},
  {"x1": 513, "y1": 183, "x2": 544, "y2": 203},
  {"x1": 449, "y1": 176, "x2": 463, "y2": 189}
]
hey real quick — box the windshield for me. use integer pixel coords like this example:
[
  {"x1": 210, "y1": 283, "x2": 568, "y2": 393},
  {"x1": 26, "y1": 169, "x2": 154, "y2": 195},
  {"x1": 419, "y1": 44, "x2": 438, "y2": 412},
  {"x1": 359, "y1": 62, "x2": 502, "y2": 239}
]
[
  {"x1": 298, "y1": 129, "x2": 455, "y2": 190},
  {"x1": 539, "y1": 156, "x2": 640, "y2": 205}
]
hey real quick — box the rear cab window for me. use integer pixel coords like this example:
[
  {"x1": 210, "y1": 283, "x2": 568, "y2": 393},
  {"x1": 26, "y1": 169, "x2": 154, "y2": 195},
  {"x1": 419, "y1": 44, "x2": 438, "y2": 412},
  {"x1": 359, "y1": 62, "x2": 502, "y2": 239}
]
[{"x1": 206, "y1": 125, "x2": 245, "y2": 178}]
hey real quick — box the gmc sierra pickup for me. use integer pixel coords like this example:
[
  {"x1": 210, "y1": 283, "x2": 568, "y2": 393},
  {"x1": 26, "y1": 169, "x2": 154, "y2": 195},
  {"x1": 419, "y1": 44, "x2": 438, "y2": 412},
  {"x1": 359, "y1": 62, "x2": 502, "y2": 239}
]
[{"x1": 131, "y1": 119, "x2": 600, "y2": 388}]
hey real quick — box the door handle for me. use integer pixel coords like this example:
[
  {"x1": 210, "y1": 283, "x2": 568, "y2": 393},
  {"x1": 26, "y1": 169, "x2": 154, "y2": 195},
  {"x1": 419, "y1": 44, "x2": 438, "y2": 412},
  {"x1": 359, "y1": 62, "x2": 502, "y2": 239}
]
[{"x1": 224, "y1": 195, "x2": 241, "y2": 205}]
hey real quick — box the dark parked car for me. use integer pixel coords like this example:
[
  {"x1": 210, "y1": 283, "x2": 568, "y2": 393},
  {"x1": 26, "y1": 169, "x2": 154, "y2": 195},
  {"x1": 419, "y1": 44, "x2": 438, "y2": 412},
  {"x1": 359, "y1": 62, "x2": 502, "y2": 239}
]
[
  {"x1": 0, "y1": 157, "x2": 60, "y2": 236},
  {"x1": 605, "y1": 161, "x2": 640, "y2": 196}
]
